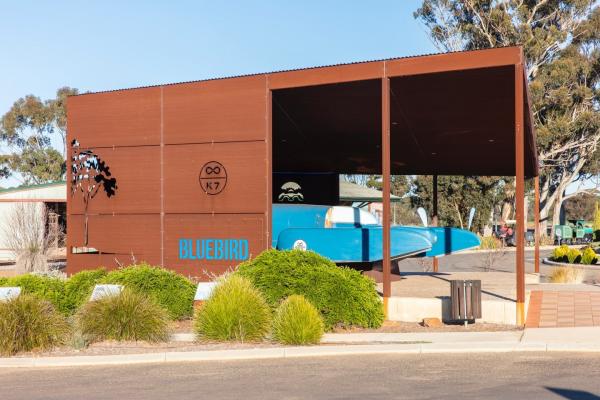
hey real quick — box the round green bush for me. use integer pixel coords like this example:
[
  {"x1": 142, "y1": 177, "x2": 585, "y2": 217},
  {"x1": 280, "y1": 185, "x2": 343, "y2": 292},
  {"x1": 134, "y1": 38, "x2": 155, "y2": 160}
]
[
  {"x1": 102, "y1": 263, "x2": 196, "y2": 320},
  {"x1": 63, "y1": 269, "x2": 108, "y2": 314},
  {"x1": 194, "y1": 275, "x2": 271, "y2": 342},
  {"x1": 76, "y1": 288, "x2": 170, "y2": 343},
  {"x1": 0, "y1": 294, "x2": 70, "y2": 356},
  {"x1": 272, "y1": 295, "x2": 324, "y2": 345},
  {"x1": 1, "y1": 274, "x2": 67, "y2": 314},
  {"x1": 236, "y1": 250, "x2": 384, "y2": 330}
]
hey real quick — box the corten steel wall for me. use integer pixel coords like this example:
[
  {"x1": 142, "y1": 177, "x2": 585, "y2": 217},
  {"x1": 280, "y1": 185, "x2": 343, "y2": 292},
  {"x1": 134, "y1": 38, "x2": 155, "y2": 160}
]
[
  {"x1": 67, "y1": 46, "x2": 534, "y2": 278},
  {"x1": 67, "y1": 76, "x2": 271, "y2": 278}
]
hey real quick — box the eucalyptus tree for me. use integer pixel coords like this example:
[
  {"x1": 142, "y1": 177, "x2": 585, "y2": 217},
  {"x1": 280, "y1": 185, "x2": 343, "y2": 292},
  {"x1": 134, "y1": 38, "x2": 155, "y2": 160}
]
[
  {"x1": 414, "y1": 0, "x2": 600, "y2": 235},
  {"x1": 0, "y1": 87, "x2": 78, "y2": 184}
]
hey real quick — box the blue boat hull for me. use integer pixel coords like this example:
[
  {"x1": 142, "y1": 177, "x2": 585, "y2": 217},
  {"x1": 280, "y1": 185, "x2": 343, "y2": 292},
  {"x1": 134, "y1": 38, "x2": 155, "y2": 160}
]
[
  {"x1": 276, "y1": 226, "x2": 433, "y2": 263},
  {"x1": 272, "y1": 204, "x2": 480, "y2": 263},
  {"x1": 402, "y1": 227, "x2": 481, "y2": 257}
]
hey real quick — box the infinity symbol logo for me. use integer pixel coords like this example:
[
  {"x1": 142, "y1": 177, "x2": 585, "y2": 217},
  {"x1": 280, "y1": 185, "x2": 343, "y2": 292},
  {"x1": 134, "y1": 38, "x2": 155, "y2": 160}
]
[{"x1": 205, "y1": 166, "x2": 221, "y2": 175}]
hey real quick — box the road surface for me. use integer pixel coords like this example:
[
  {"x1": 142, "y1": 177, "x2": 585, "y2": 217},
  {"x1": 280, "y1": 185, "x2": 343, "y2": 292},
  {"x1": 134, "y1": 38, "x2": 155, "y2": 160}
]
[{"x1": 3, "y1": 353, "x2": 600, "y2": 399}]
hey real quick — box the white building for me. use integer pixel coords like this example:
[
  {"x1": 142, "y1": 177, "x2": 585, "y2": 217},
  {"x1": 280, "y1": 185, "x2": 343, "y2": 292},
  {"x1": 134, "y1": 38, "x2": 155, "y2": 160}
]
[{"x1": 0, "y1": 181, "x2": 66, "y2": 261}]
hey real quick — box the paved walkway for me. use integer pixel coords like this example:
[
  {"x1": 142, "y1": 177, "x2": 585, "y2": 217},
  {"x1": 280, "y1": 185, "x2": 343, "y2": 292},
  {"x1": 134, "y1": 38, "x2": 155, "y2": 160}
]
[{"x1": 526, "y1": 290, "x2": 600, "y2": 328}]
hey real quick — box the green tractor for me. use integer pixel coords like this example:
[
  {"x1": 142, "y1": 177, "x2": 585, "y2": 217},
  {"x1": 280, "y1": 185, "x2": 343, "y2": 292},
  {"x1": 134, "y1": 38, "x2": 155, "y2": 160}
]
[{"x1": 554, "y1": 219, "x2": 594, "y2": 245}]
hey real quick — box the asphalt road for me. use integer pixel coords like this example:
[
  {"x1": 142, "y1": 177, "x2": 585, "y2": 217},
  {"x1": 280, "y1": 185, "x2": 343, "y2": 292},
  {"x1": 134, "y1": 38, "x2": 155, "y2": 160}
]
[{"x1": 3, "y1": 353, "x2": 600, "y2": 400}]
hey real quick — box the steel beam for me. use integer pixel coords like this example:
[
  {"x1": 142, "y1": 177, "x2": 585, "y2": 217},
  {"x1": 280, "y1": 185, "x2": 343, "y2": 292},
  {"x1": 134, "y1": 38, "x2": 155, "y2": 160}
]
[
  {"x1": 534, "y1": 175, "x2": 540, "y2": 274},
  {"x1": 432, "y1": 174, "x2": 439, "y2": 273},
  {"x1": 382, "y1": 77, "x2": 392, "y2": 313},
  {"x1": 515, "y1": 64, "x2": 526, "y2": 326}
]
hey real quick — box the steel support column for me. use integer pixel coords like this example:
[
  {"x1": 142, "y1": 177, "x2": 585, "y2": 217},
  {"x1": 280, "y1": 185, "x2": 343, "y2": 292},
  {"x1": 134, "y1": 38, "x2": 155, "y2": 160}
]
[
  {"x1": 534, "y1": 175, "x2": 540, "y2": 274},
  {"x1": 382, "y1": 77, "x2": 391, "y2": 316},
  {"x1": 515, "y1": 64, "x2": 526, "y2": 326},
  {"x1": 432, "y1": 174, "x2": 439, "y2": 272}
]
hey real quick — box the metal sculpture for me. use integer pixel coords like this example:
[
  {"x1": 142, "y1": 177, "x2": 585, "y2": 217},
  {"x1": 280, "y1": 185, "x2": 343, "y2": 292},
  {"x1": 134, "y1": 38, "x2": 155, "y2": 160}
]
[{"x1": 70, "y1": 139, "x2": 117, "y2": 246}]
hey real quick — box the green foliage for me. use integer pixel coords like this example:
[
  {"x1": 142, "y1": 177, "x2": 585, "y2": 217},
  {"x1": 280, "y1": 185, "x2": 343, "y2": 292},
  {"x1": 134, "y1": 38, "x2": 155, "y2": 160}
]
[
  {"x1": 102, "y1": 263, "x2": 196, "y2": 320},
  {"x1": 594, "y1": 202, "x2": 600, "y2": 241},
  {"x1": 567, "y1": 248, "x2": 583, "y2": 264},
  {"x1": 0, "y1": 294, "x2": 70, "y2": 356},
  {"x1": 581, "y1": 247, "x2": 598, "y2": 265},
  {"x1": 236, "y1": 250, "x2": 384, "y2": 330},
  {"x1": 414, "y1": 1, "x2": 600, "y2": 233},
  {"x1": 0, "y1": 147, "x2": 65, "y2": 185},
  {"x1": 552, "y1": 244, "x2": 571, "y2": 262},
  {"x1": 63, "y1": 269, "x2": 107, "y2": 314},
  {"x1": 0, "y1": 87, "x2": 78, "y2": 184},
  {"x1": 76, "y1": 289, "x2": 170, "y2": 343},
  {"x1": 1, "y1": 274, "x2": 67, "y2": 313},
  {"x1": 479, "y1": 235, "x2": 502, "y2": 250},
  {"x1": 411, "y1": 175, "x2": 500, "y2": 231},
  {"x1": 194, "y1": 275, "x2": 271, "y2": 342},
  {"x1": 564, "y1": 194, "x2": 597, "y2": 221},
  {"x1": 272, "y1": 295, "x2": 324, "y2": 345}
]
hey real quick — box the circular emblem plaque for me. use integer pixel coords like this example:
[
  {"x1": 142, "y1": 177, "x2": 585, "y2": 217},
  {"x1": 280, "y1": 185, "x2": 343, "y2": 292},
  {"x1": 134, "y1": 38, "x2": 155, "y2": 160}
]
[
  {"x1": 293, "y1": 239, "x2": 307, "y2": 251},
  {"x1": 199, "y1": 161, "x2": 227, "y2": 195}
]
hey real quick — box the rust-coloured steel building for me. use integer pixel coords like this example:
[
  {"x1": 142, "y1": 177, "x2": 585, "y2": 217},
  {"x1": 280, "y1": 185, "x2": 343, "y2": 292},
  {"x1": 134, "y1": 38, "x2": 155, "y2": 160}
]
[{"x1": 67, "y1": 46, "x2": 538, "y2": 322}]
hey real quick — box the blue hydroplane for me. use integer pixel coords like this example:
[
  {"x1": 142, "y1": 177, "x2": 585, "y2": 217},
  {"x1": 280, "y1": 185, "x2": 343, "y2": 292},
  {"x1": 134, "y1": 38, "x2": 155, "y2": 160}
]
[{"x1": 273, "y1": 204, "x2": 480, "y2": 264}]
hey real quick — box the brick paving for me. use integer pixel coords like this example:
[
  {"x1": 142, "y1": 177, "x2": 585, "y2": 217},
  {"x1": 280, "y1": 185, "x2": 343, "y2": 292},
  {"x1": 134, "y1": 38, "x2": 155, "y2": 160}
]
[{"x1": 526, "y1": 290, "x2": 600, "y2": 328}]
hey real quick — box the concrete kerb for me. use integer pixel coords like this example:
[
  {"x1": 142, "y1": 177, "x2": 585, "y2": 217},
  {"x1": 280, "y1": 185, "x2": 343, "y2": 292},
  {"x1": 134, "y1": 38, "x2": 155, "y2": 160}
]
[
  {"x1": 4, "y1": 330, "x2": 600, "y2": 368},
  {"x1": 542, "y1": 257, "x2": 600, "y2": 270}
]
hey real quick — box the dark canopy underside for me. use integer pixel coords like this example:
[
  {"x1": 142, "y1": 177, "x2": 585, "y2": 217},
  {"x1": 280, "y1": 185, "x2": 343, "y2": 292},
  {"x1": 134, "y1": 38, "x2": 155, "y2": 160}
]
[{"x1": 273, "y1": 65, "x2": 537, "y2": 177}]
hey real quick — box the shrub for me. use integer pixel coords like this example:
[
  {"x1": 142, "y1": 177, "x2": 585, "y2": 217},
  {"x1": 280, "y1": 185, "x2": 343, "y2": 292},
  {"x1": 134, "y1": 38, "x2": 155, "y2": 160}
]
[
  {"x1": 102, "y1": 263, "x2": 196, "y2": 320},
  {"x1": 76, "y1": 288, "x2": 170, "y2": 343},
  {"x1": 194, "y1": 275, "x2": 271, "y2": 342},
  {"x1": 581, "y1": 247, "x2": 598, "y2": 265},
  {"x1": 236, "y1": 250, "x2": 384, "y2": 330},
  {"x1": 272, "y1": 295, "x2": 324, "y2": 345},
  {"x1": 63, "y1": 269, "x2": 108, "y2": 314},
  {"x1": 479, "y1": 235, "x2": 502, "y2": 250},
  {"x1": 551, "y1": 244, "x2": 570, "y2": 262},
  {"x1": 549, "y1": 267, "x2": 584, "y2": 284},
  {"x1": 0, "y1": 294, "x2": 70, "y2": 355},
  {"x1": 1, "y1": 274, "x2": 67, "y2": 314},
  {"x1": 567, "y1": 248, "x2": 582, "y2": 264}
]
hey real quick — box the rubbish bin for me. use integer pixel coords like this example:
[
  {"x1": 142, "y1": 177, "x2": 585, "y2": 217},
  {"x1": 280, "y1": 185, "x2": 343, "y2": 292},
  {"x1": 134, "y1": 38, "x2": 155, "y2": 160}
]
[{"x1": 450, "y1": 280, "x2": 482, "y2": 323}]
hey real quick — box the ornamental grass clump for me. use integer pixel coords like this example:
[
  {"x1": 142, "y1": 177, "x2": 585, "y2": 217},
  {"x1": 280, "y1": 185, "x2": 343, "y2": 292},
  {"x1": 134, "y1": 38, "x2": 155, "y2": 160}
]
[
  {"x1": 0, "y1": 294, "x2": 70, "y2": 356},
  {"x1": 567, "y1": 248, "x2": 582, "y2": 264},
  {"x1": 551, "y1": 245, "x2": 570, "y2": 262},
  {"x1": 194, "y1": 275, "x2": 271, "y2": 342},
  {"x1": 549, "y1": 267, "x2": 585, "y2": 284},
  {"x1": 581, "y1": 247, "x2": 598, "y2": 265},
  {"x1": 272, "y1": 295, "x2": 324, "y2": 345},
  {"x1": 76, "y1": 289, "x2": 170, "y2": 343}
]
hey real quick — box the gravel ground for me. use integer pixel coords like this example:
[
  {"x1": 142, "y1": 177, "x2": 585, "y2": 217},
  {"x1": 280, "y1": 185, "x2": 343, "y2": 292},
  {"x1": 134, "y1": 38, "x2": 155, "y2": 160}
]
[{"x1": 332, "y1": 320, "x2": 521, "y2": 333}]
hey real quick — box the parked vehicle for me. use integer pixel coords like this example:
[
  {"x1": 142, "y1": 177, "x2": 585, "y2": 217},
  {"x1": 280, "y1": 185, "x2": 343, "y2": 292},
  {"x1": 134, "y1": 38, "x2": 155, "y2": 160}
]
[{"x1": 554, "y1": 220, "x2": 593, "y2": 245}]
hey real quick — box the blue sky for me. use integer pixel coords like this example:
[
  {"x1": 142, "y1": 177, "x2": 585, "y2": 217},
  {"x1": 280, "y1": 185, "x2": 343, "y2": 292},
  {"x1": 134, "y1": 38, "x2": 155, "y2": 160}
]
[
  {"x1": 0, "y1": 0, "x2": 434, "y2": 116},
  {"x1": 0, "y1": 0, "x2": 436, "y2": 186}
]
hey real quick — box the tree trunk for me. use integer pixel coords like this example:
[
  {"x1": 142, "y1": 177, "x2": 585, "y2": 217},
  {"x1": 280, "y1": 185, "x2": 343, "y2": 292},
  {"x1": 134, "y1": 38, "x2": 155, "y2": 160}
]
[{"x1": 551, "y1": 186, "x2": 566, "y2": 234}]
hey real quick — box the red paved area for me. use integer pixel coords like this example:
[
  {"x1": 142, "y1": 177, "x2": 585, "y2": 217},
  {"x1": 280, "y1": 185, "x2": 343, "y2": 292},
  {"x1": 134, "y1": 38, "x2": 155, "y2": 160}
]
[{"x1": 526, "y1": 290, "x2": 600, "y2": 328}]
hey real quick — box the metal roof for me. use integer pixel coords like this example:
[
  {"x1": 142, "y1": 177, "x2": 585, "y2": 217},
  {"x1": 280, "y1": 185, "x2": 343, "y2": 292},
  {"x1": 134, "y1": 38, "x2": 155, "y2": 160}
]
[{"x1": 71, "y1": 46, "x2": 517, "y2": 97}]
